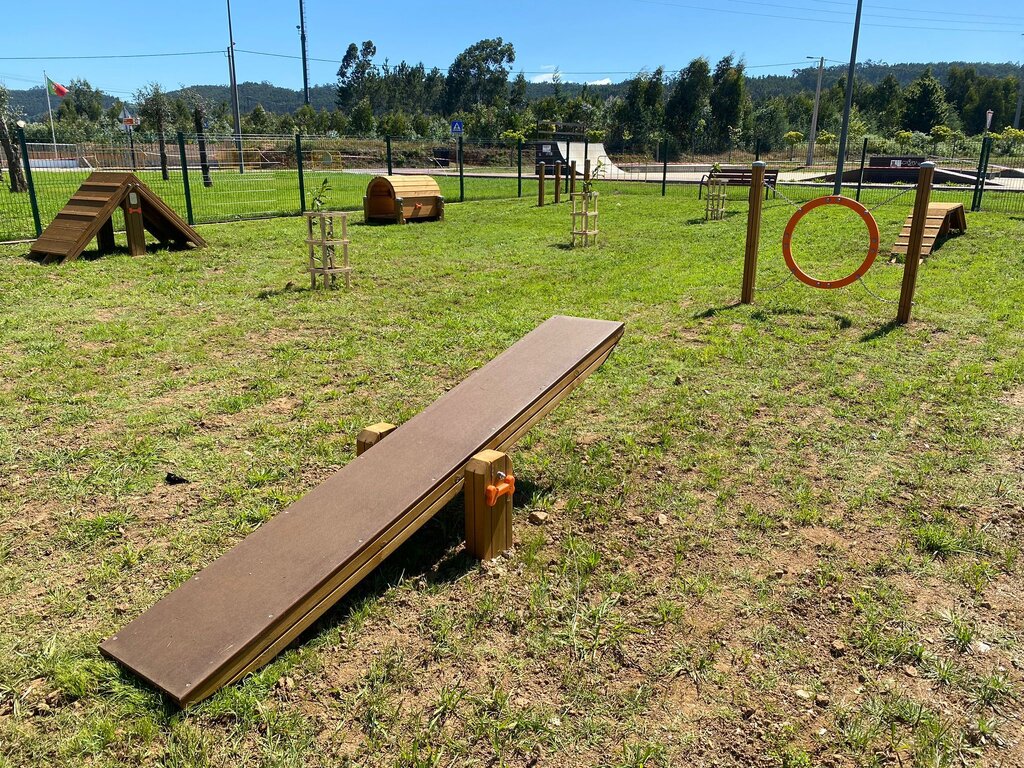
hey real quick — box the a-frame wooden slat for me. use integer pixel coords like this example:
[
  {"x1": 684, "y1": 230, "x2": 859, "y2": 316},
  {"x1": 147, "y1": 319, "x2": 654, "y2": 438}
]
[
  {"x1": 30, "y1": 172, "x2": 204, "y2": 263},
  {"x1": 890, "y1": 202, "x2": 966, "y2": 259}
]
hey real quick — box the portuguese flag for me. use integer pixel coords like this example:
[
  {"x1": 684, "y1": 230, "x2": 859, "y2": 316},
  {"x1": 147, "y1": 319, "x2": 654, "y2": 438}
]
[{"x1": 47, "y1": 77, "x2": 68, "y2": 98}]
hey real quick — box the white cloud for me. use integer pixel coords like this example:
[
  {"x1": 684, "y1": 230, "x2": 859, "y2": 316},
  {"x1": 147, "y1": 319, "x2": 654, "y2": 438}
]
[
  {"x1": 587, "y1": 78, "x2": 612, "y2": 86},
  {"x1": 531, "y1": 73, "x2": 556, "y2": 84}
]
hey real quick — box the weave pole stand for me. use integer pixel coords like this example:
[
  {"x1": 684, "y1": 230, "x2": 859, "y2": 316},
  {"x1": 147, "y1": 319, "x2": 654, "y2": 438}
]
[
  {"x1": 570, "y1": 191, "x2": 599, "y2": 247},
  {"x1": 304, "y1": 211, "x2": 351, "y2": 289},
  {"x1": 704, "y1": 178, "x2": 728, "y2": 221}
]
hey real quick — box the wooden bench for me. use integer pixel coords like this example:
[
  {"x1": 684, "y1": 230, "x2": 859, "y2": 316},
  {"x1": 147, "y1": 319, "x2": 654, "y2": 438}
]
[
  {"x1": 100, "y1": 315, "x2": 624, "y2": 706},
  {"x1": 891, "y1": 202, "x2": 967, "y2": 259},
  {"x1": 699, "y1": 167, "x2": 780, "y2": 199}
]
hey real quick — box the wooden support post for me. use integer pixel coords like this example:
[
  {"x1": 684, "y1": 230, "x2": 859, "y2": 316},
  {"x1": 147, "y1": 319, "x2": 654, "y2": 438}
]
[
  {"x1": 464, "y1": 450, "x2": 514, "y2": 561},
  {"x1": 356, "y1": 422, "x2": 397, "y2": 456},
  {"x1": 124, "y1": 188, "x2": 147, "y2": 257},
  {"x1": 554, "y1": 162, "x2": 562, "y2": 204},
  {"x1": 97, "y1": 218, "x2": 116, "y2": 254},
  {"x1": 584, "y1": 158, "x2": 591, "y2": 183},
  {"x1": 897, "y1": 162, "x2": 934, "y2": 325},
  {"x1": 538, "y1": 162, "x2": 546, "y2": 207},
  {"x1": 570, "y1": 161, "x2": 577, "y2": 196},
  {"x1": 741, "y1": 161, "x2": 766, "y2": 304}
]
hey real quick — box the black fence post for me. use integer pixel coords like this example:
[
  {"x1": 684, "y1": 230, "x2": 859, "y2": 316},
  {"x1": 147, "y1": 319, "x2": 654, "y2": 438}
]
[
  {"x1": 385, "y1": 135, "x2": 393, "y2": 175},
  {"x1": 980, "y1": 136, "x2": 993, "y2": 211},
  {"x1": 193, "y1": 109, "x2": 213, "y2": 188},
  {"x1": 565, "y1": 141, "x2": 570, "y2": 193},
  {"x1": 971, "y1": 136, "x2": 992, "y2": 212},
  {"x1": 855, "y1": 137, "x2": 868, "y2": 202},
  {"x1": 17, "y1": 127, "x2": 42, "y2": 238},
  {"x1": 661, "y1": 138, "x2": 669, "y2": 196},
  {"x1": 517, "y1": 138, "x2": 523, "y2": 198},
  {"x1": 296, "y1": 134, "x2": 306, "y2": 213},
  {"x1": 755, "y1": 139, "x2": 761, "y2": 162},
  {"x1": 458, "y1": 135, "x2": 464, "y2": 202},
  {"x1": 177, "y1": 132, "x2": 195, "y2": 226}
]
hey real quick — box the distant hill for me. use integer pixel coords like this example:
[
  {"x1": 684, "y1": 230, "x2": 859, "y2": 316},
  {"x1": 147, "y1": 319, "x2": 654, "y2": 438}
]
[
  {"x1": 8, "y1": 86, "x2": 119, "y2": 122},
  {"x1": 746, "y1": 60, "x2": 1023, "y2": 101},
  {"x1": 7, "y1": 61, "x2": 1021, "y2": 119}
]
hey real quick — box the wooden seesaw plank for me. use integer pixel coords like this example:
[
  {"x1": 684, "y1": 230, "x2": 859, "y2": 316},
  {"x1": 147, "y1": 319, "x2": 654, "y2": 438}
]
[{"x1": 100, "y1": 315, "x2": 624, "y2": 706}]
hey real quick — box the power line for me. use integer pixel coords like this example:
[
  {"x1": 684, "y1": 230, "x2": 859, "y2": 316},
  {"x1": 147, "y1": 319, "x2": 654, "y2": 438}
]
[
  {"x1": 0, "y1": 71, "x2": 135, "y2": 95},
  {"x1": 801, "y1": 0, "x2": 1024, "y2": 22},
  {"x1": 0, "y1": 50, "x2": 225, "y2": 61},
  {"x1": 629, "y1": 0, "x2": 1024, "y2": 33},
  {"x1": 235, "y1": 48, "x2": 813, "y2": 76},
  {"x1": 718, "y1": 0, "x2": 1024, "y2": 27}
]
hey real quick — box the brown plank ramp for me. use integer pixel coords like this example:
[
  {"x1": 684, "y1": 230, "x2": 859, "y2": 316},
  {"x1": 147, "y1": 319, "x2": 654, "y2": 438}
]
[
  {"x1": 29, "y1": 171, "x2": 205, "y2": 264},
  {"x1": 891, "y1": 201, "x2": 967, "y2": 258},
  {"x1": 100, "y1": 315, "x2": 624, "y2": 706}
]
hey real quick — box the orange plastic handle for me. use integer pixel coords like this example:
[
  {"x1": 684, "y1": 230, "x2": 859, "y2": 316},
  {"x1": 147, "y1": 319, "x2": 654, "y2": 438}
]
[{"x1": 485, "y1": 474, "x2": 515, "y2": 506}]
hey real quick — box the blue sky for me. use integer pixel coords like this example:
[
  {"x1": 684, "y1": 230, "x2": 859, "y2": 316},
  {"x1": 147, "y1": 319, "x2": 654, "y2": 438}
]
[{"x1": 1, "y1": 0, "x2": 1023, "y2": 98}]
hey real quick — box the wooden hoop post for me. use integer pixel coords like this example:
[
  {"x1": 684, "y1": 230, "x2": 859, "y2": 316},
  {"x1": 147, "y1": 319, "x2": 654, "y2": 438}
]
[
  {"x1": 464, "y1": 450, "x2": 514, "y2": 561},
  {"x1": 538, "y1": 162, "x2": 546, "y2": 207},
  {"x1": 124, "y1": 188, "x2": 147, "y2": 257},
  {"x1": 741, "y1": 161, "x2": 766, "y2": 304},
  {"x1": 897, "y1": 161, "x2": 935, "y2": 324},
  {"x1": 554, "y1": 163, "x2": 562, "y2": 204}
]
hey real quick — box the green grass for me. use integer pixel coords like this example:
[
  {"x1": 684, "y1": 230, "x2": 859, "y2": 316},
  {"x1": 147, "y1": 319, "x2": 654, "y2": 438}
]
[
  {"x1": 0, "y1": 187, "x2": 1021, "y2": 766},
  {"x1": 0, "y1": 167, "x2": 531, "y2": 241}
]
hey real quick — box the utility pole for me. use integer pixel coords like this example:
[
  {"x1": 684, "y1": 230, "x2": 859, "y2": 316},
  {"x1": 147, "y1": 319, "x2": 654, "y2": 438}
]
[
  {"x1": 1015, "y1": 35, "x2": 1023, "y2": 129},
  {"x1": 226, "y1": 0, "x2": 244, "y2": 172},
  {"x1": 833, "y1": 0, "x2": 863, "y2": 195},
  {"x1": 806, "y1": 56, "x2": 825, "y2": 167},
  {"x1": 298, "y1": 0, "x2": 310, "y2": 106}
]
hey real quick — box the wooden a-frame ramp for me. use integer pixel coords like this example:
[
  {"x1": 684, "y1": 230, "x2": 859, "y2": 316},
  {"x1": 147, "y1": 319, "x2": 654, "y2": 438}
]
[
  {"x1": 891, "y1": 202, "x2": 966, "y2": 259},
  {"x1": 30, "y1": 171, "x2": 205, "y2": 264},
  {"x1": 101, "y1": 316, "x2": 624, "y2": 706}
]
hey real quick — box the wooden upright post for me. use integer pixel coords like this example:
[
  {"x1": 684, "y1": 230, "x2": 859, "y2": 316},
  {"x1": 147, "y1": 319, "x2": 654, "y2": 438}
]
[
  {"x1": 584, "y1": 158, "x2": 591, "y2": 182},
  {"x1": 464, "y1": 450, "x2": 514, "y2": 561},
  {"x1": 570, "y1": 160, "x2": 577, "y2": 196},
  {"x1": 97, "y1": 218, "x2": 116, "y2": 254},
  {"x1": 897, "y1": 161, "x2": 934, "y2": 325},
  {"x1": 356, "y1": 422, "x2": 397, "y2": 456},
  {"x1": 124, "y1": 188, "x2": 147, "y2": 257},
  {"x1": 538, "y1": 162, "x2": 546, "y2": 207},
  {"x1": 554, "y1": 162, "x2": 562, "y2": 204},
  {"x1": 741, "y1": 161, "x2": 766, "y2": 304}
]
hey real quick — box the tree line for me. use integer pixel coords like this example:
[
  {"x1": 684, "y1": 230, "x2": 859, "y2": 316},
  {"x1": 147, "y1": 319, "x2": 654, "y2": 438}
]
[{"x1": 3, "y1": 38, "x2": 1023, "y2": 165}]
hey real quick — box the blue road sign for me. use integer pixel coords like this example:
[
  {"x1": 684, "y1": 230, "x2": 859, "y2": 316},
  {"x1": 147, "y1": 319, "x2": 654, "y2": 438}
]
[{"x1": 450, "y1": 120, "x2": 464, "y2": 135}]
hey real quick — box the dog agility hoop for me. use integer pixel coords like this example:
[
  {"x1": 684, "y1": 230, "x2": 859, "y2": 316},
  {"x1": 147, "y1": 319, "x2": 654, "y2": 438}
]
[{"x1": 781, "y1": 195, "x2": 880, "y2": 290}]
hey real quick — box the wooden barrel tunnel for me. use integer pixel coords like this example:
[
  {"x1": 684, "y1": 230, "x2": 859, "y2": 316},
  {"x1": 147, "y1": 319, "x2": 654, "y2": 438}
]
[{"x1": 362, "y1": 175, "x2": 444, "y2": 224}]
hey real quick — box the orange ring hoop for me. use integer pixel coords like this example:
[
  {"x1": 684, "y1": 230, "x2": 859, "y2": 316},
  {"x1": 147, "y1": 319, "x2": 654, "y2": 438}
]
[{"x1": 782, "y1": 195, "x2": 880, "y2": 290}]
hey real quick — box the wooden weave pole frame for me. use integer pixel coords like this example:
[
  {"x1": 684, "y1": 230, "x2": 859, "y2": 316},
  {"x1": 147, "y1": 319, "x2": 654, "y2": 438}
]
[
  {"x1": 304, "y1": 211, "x2": 351, "y2": 289},
  {"x1": 704, "y1": 178, "x2": 728, "y2": 221},
  {"x1": 571, "y1": 191, "x2": 599, "y2": 247}
]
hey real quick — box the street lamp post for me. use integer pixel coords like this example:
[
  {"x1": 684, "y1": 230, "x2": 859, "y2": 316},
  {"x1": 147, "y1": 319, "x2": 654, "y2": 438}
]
[{"x1": 806, "y1": 56, "x2": 825, "y2": 167}]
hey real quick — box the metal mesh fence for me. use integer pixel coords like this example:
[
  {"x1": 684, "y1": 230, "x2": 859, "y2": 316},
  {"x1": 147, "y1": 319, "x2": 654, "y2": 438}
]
[{"x1": 4, "y1": 130, "x2": 1024, "y2": 243}]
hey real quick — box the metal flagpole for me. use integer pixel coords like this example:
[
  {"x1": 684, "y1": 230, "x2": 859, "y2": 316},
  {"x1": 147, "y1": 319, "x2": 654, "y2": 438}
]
[{"x1": 43, "y1": 70, "x2": 58, "y2": 161}]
